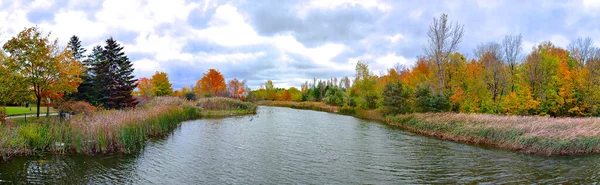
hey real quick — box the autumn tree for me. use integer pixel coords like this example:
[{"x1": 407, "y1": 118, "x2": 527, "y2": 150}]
[
  {"x1": 424, "y1": 13, "x2": 464, "y2": 95},
  {"x1": 195, "y1": 69, "x2": 226, "y2": 97},
  {"x1": 150, "y1": 71, "x2": 173, "y2": 96},
  {"x1": 136, "y1": 77, "x2": 152, "y2": 98},
  {"x1": 281, "y1": 89, "x2": 292, "y2": 101},
  {"x1": 3, "y1": 27, "x2": 83, "y2": 117},
  {"x1": 227, "y1": 78, "x2": 246, "y2": 99}
]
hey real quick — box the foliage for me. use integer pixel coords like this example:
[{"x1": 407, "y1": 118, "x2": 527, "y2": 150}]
[
  {"x1": 58, "y1": 101, "x2": 97, "y2": 116},
  {"x1": 382, "y1": 81, "x2": 413, "y2": 115},
  {"x1": 92, "y1": 38, "x2": 138, "y2": 109},
  {"x1": 150, "y1": 71, "x2": 173, "y2": 96},
  {"x1": 136, "y1": 77, "x2": 152, "y2": 98},
  {"x1": 324, "y1": 86, "x2": 347, "y2": 106},
  {"x1": 195, "y1": 69, "x2": 226, "y2": 97},
  {"x1": 184, "y1": 92, "x2": 197, "y2": 101},
  {"x1": 3, "y1": 27, "x2": 83, "y2": 117}
]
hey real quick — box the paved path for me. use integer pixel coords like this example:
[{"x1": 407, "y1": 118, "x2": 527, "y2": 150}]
[{"x1": 6, "y1": 113, "x2": 59, "y2": 119}]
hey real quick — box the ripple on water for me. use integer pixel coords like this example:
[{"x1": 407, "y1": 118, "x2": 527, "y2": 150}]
[{"x1": 2, "y1": 106, "x2": 600, "y2": 184}]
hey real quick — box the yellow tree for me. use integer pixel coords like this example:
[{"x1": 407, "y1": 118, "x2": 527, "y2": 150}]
[
  {"x1": 3, "y1": 27, "x2": 83, "y2": 117},
  {"x1": 196, "y1": 69, "x2": 226, "y2": 96},
  {"x1": 150, "y1": 71, "x2": 173, "y2": 96}
]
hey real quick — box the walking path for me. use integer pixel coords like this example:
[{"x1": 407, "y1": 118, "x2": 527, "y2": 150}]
[{"x1": 6, "y1": 113, "x2": 59, "y2": 119}]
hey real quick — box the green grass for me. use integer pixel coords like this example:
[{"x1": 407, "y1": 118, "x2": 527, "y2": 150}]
[{"x1": 5, "y1": 106, "x2": 56, "y2": 116}]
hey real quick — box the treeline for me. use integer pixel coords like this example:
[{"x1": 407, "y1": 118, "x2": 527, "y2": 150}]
[
  {"x1": 0, "y1": 27, "x2": 137, "y2": 117},
  {"x1": 133, "y1": 68, "x2": 249, "y2": 101},
  {"x1": 251, "y1": 13, "x2": 600, "y2": 117}
]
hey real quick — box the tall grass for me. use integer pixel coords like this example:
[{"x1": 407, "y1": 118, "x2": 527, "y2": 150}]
[
  {"x1": 198, "y1": 97, "x2": 257, "y2": 116},
  {"x1": 0, "y1": 97, "x2": 258, "y2": 161},
  {"x1": 259, "y1": 100, "x2": 600, "y2": 156}
]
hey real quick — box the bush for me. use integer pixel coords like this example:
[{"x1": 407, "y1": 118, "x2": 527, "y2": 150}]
[
  {"x1": 416, "y1": 85, "x2": 450, "y2": 113},
  {"x1": 184, "y1": 92, "x2": 197, "y2": 101},
  {"x1": 382, "y1": 81, "x2": 413, "y2": 115},
  {"x1": 0, "y1": 107, "x2": 6, "y2": 124},
  {"x1": 324, "y1": 87, "x2": 347, "y2": 106},
  {"x1": 58, "y1": 101, "x2": 97, "y2": 116}
]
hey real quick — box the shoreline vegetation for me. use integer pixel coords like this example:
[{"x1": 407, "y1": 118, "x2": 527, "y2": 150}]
[
  {"x1": 0, "y1": 97, "x2": 256, "y2": 162},
  {"x1": 258, "y1": 101, "x2": 600, "y2": 156}
]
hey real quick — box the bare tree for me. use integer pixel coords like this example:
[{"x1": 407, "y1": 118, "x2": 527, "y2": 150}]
[
  {"x1": 424, "y1": 13, "x2": 464, "y2": 95},
  {"x1": 568, "y1": 37, "x2": 594, "y2": 68},
  {"x1": 502, "y1": 34, "x2": 522, "y2": 92},
  {"x1": 477, "y1": 42, "x2": 508, "y2": 103}
]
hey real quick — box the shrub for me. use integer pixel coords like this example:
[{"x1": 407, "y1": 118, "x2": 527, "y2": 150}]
[
  {"x1": 324, "y1": 87, "x2": 347, "y2": 106},
  {"x1": 382, "y1": 81, "x2": 413, "y2": 115},
  {"x1": 58, "y1": 101, "x2": 97, "y2": 116},
  {"x1": 184, "y1": 92, "x2": 197, "y2": 101}
]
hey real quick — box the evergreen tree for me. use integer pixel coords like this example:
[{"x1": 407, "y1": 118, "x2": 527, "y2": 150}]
[
  {"x1": 94, "y1": 38, "x2": 137, "y2": 109},
  {"x1": 65, "y1": 35, "x2": 90, "y2": 101},
  {"x1": 87, "y1": 45, "x2": 105, "y2": 105}
]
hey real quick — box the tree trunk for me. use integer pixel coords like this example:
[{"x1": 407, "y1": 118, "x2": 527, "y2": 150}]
[
  {"x1": 46, "y1": 104, "x2": 50, "y2": 117},
  {"x1": 438, "y1": 60, "x2": 444, "y2": 95},
  {"x1": 36, "y1": 97, "x2": 41, "y2": 117}
]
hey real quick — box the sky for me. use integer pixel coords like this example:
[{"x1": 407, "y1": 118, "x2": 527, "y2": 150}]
[{"x1": 0, "y1": 0, "x2": 599, "y2": 90}]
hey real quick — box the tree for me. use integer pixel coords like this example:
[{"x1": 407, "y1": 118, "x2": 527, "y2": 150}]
[
  {"x1": 424, "y1": 13, "x2": 464, "y2": 95},
  {"x1": 150, "y1": 71, "x2": 173, "y2": 96},
  {"x1": 94, "y1": 38, "x2": 137, "y2": 109},
  {"x1": 352, "y1": 61, "x2": 379, "y2": 109},
  {"x1": 324, "y1": 86, "x2": 347, "y2": 106},
  {"x1": 568, "y1": 37, "x2": 594, "y2": 68},
  {"x1": 136, "y1": 77, "x2": 152, "y2": 98},
  {"x1": 281, "y1": 89, "x2": 292, "y2": 101},
  {"x1": 502, "y1": 34, "x2": 523, "y2": 92},
  {"x1": 227, "y1": 78, "x2": 246, "y2": 100},
  {"x1": 288, "y1": 87, "x2": 303, "y2": 101},
  {"x1": 265, "y1": 80, "x2": 276, "y2": 100},
  {"x1": 382, "y1": 81, "x2": 413, "y2": 115},
  {"x1": 84, "y1": 45, "x2": 105, "y2": 105},
  {"x1": 0, "y1": 51, "x2": 28, "y2": 105},
  {"x1": 65, "y1": 35, "x2": 90, "y2": 101},
  {"x1": 3, "y1": 27, "x2": 83, "y2": 117},
  {"x1": 196, "y1": 69, "x2": 226, "y2": 97}
]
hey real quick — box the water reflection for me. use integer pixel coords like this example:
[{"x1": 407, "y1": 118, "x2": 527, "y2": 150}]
[{"x1": 1, "y1": 106, "x2": 599, "y2": 184}]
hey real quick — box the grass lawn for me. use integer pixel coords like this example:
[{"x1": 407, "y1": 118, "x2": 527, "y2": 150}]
[{"x1": 4, "y1": 106, "x2": 57, "y2": 116}]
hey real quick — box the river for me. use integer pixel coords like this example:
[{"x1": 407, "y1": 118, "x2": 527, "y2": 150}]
[{"x1": 1, "y1": 106, "x2": 599, "y2": 184}]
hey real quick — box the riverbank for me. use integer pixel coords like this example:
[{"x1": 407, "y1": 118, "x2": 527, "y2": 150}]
[
  {"x1": 0, "y1": 97, "x2": 256, "y2": 161},
  {"x1": 257, "y1": 101, "x2": 600, "y2": 156}
]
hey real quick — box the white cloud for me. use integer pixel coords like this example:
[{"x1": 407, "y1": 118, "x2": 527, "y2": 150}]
[
  {"x1": 385, "y1": 34, "x2": 405, "y2": 43},
  {"x1": 192, "y1": 4, "x2": 266, "y2": 47}
]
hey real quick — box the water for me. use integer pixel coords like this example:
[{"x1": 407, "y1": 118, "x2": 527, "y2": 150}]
[{"x1": 1, "y1": 106, "x2": 600, "y2": 184}]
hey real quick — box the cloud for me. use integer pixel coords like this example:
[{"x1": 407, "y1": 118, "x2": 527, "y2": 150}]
[{"x1": 1, "y1": 0, "x2": 598, "y2": 90}]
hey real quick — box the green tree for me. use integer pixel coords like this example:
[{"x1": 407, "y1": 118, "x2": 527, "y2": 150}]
[
  {"x1": 324, "y1": 86, "x2": 347, "y2": 106},
  {"x1": 382, "y1": 81, "x2": 413, "y2": 115},
  {"x1": 352, "y1": 61, "x2": 379, "y2": 109},
  {"x1": 94, "y1": 38, "x2": 137, "y2": 109}
]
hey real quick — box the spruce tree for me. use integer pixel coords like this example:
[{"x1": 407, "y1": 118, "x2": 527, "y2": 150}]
[
  {"x1": 99, "y1": 38, "x2": 137, "y2": 109},
  {"x1": 87, "y1": 45, "x2": 105, "y2": 105},
  {"x1": 65, "y1": 35, "x2": 90, "y2": 101}
]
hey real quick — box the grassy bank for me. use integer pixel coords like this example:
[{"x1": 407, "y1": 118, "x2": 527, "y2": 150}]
[
  {"x1": 0, "y1": 97, "x2": 256, "y2": 161},
  {"x1": 257, "y1": 101, "x2": 600, "y2": 156}
]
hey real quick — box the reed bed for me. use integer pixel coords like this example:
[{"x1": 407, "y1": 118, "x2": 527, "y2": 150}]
[
  {"x1": 0, "y1": 97, "x2": 258, "y2": 161},
  {"x1": 198, "y1": 97, "x2": 257, "y2": 116},
  {"x1": 259, "y1": 101, "x2": 600, "y2": 156}
]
